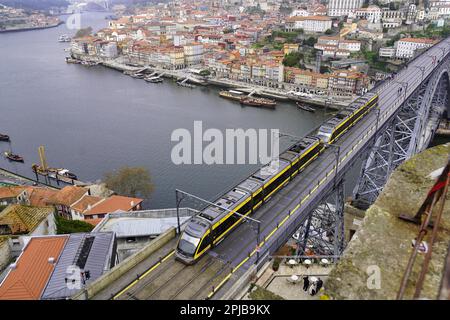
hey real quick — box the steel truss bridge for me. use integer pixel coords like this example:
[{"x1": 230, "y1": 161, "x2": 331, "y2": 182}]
[{"x1": 108, "y1": 37, "x2": 450, "y2": 300}]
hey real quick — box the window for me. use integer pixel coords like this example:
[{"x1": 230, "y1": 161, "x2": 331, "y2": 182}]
[{"x1": 178, "y1": 232, "x2": 201, "y2": 256}]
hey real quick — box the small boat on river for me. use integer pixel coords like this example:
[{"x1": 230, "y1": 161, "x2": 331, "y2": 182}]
[
  {"x1": 4, "y1": 151, "x2": 24, "y2": 162},
  {"x1": 296, "y1": 102, "x2": 315, "y2": 113}
]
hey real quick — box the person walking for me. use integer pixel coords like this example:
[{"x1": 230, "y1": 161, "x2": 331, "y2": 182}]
[
  {"x1": 316, "y1": 278, "x2": 323, "y2": 292},
  {"x1": 303, "y1": 276, "x2": 309, "y2": 292}
]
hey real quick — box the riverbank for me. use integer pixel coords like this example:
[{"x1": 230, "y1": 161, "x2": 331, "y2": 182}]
[
  {"x1": 1, "y1": 13, "x2": 330, "y2": 209},
  {"x1": 0, "y1": 21, "x2": 63, "y2": 33},
  {"x1": 68, "y1": 53, "x2": 350, "y2": 109}
]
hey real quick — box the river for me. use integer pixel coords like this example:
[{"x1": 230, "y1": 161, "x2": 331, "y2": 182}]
[{"x1": 0, "y1": 12, "x2": 331, "y2": 208}]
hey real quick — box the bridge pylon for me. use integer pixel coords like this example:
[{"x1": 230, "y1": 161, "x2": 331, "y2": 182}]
[
  {"x1": 353, "y1": 58, "x2": 450, "y2": 209},
  {"x1": 296, "y1": 180, "x2": 345, "y2": 259}
]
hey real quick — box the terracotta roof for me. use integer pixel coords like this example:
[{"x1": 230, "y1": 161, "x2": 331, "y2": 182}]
[
  {"x1": 45, "y1": 186, "x2": 87, "y2": 207},
  {"x1": 0, "y1": 205, "x2": 54, "y2": 235},
  {"x1": 0, "y1": 186, "x2": 30, "y2": 200},
  {"x1": 71, "y1": 195, "x2": 103, "y2": 214},
  {"x1": 287, "y1": 15, "x2": 332, "y2": 22},
  {"x1": 84, "y1": 218, "x2": 104, "y2": 226},
  {"x1": 399, "y1": 37, "x2": 437, "y2": 44},
  {"x1": 28, "y1": 188, "x2": 58, "y2": 207},
  {"x1": 0, "y1": 236, "x2": 67, "y2": 300},
  {"x1": 84, "y1": 195, "x2": 143, "y2": 216}
]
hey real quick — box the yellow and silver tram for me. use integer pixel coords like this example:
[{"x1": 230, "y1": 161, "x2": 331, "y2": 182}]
[{"x1": 176, "y1": 92, "x2": 379, "y2": 264}]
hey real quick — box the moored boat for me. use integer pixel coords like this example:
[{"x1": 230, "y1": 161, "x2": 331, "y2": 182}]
[
  {"x1": 4, "y1": 151, "x2": 24, "y2": 162},
  {"x1": 58, "y1": 34, "x2": 71, "y2": 42},
  {"x1": 57, "y1": 169, "x2": 78, "y2": 180},
  {"x1": 240, "y1": 97, "x2": 276, "y2": 109},
  {"x1": 296, "y1": 102, "x2": 315, "y2": 113},
  {"x1": 218, "y1": 90, "x2": 245, "y2": 102},
  {"x1": 131, "y1": 73, "x2": 145, "y2": 79},
  {"x1": 145, "y1": 76, "x2": 163, "y2": 83},
  {"x1": 177, "y1": 81, "x2": 196, "y2": 88},
  {"x1": 0, "y1": 134, "x2": 10, "y2": 142}
]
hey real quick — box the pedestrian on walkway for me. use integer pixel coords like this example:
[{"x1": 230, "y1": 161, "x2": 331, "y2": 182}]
[
  {"x1": 316, "y1": 278, "x2": 323, "y2": 292},
  {"x1": 303, "y1": 276, "x2": 309, "y2": 291}
]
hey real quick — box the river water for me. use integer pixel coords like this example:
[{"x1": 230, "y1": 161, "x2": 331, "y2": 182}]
[{"x1": 0, "y1": 12, "x2": 330, "y2": 208}]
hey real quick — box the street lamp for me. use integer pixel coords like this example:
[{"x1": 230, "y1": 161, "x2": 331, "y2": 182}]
[
  {"x1": 411, "y1": 65, "x2": 426, "y2": 81},
  {"x1": 437, "y1": 47, "x2": 446, "y2": 58},
  {"x1": 425, "y1": 53, "x2": 437, "y2": 65},
  {"x1": 246, "y1": 218, "x2": 262, "y2": 265}
]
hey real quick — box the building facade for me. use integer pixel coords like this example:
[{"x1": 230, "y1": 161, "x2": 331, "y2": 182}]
[
  {"x1": 395, "y1": 38, "x2": 437, "y2": 59},
  {"x1": 327, "y1": 0, "x2": 364, "y2": 17}
]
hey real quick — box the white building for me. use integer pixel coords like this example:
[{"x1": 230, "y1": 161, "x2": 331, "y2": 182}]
[
  {"x1": 183, "y1": 43, "x2": 204, "y2": 66},
  {"x1": 354, "y1": 5, "x2": 382, "y2": 23},
  {"x1": 328, "y1": 0, "x2": 364, "y2": 17},
  {"x1": 290, "y1": 8, "x2": 309, "y2": 17},
  {"x1": 379, "y1": 47, "x2": 396, "y2": 58},
  {"x1": 395, "y1": 38, "x2": 437, "y2": 59},
  {"x1": 100, "y1": 42, "x2": 118, "y2": 59},
  {"x1": 338, "y1": 39, "x2": 361, "y2": 52},
  {"x1": 285, "y1": 16, "x2": 332, "y2": 33}
]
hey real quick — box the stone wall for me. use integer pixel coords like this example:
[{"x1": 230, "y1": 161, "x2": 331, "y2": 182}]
[
  {"x1": 324, "y1": 143, "x2": 450, "y2": 300},
  {"x1": 0, "y1": 238, "x2": 11, "y2": 273},
  {"x1": 71, "y1": 227, "x2": 176, "y2": 299}
]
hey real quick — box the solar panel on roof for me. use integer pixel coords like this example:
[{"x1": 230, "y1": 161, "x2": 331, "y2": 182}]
[{"x1": 75, "y1": 236, "x2": 94, "y2": 269}]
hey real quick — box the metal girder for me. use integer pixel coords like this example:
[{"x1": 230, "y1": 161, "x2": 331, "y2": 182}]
[
  {"x1": 296, "y1": 181, "x2": 345, "y2": 258},
  {"x1": 353, "y1": 60, "x2": 450, "y2": 210}
]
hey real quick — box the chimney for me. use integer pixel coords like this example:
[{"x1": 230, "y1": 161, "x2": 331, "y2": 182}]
[
  {"x1": 48, "y1": 257, "x2": 55, "y2": 264},
  {"x1": 9, "y1": 263, "x2": 17, "y2": 270},
  {"x1": 131, "y1": 201, "x2": 135, "y2": 208}
]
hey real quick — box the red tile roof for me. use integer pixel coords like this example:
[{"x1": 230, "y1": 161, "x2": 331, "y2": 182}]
[
  {"x1": 0, "y1": 186, "x2": 31, "y2": 199},
  {"x1": 71, "y1": 195, "x2": 103, "y2": 213},
  {"x1": 0, "y1": 236, "x2": 67, "y2": 300},
  {"x1": 84, "y1": 195, "x2": 143, "y2": 216},
  {"x1": 45, "y1": 186, "x2": 87, "y2": 207}
]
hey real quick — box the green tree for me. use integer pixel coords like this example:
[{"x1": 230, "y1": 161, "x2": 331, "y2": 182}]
[
  {"x1": 304, "y1": 37, "x2": 316, "y2": 47},
  {"x1": 325, "y1": 29, "x2": 333, "y2": 35},
  {"x1": 283, "y1": 51, "x2": 304, "y2": 67},
  {"x1": 104, "y1": 166, "x2": 154, "y2": 199},
  {"x1": 74, "y1": 26, "x2": 93, "y2": 38},
  {"x1": 55, "y1": 214, "x2": 94, "y2": 234}
]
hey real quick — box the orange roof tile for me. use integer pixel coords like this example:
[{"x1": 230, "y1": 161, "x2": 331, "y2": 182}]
[
  {"x1": 0, "y1": 186, "x2": 30, "y2": 200},
  {"x1": 28, "y1": 188, "x2": 58, "y2": 207},
  {"x1": 84, "y1": 218, "x2": 104, "y2": 226},
  {"x1": 45, "y1": 186, "x2": 87, "y2": 207},
  {"x1": 399, "y1": 37, "x2": 437, "y2": 44},
  {"x1": 84, "y1": 195, "x2": 143, "y2": 216},
  {"x1": 0, "y1": 236, "x2": 67, "y2": 300},
  {"x1": 287, "y1": 15, "x2": 332, "y2": 22},
  {"x1": 71, "y1": 195, "x2": 103, "y2": 213}
]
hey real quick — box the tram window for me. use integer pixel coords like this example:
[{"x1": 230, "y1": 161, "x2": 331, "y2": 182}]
[
  {"x1": 238, "y1": 201, "x2": 252, "y2": 215},
  {"x1": 197, "y1": 233, "x2": 211, "y2": 253},
  {"x1": 214, "y1": 213, "x2": 238, "y2": 238},
  {"x1": 253, "y1": 191, "x2": 263, "y2": 205}
]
